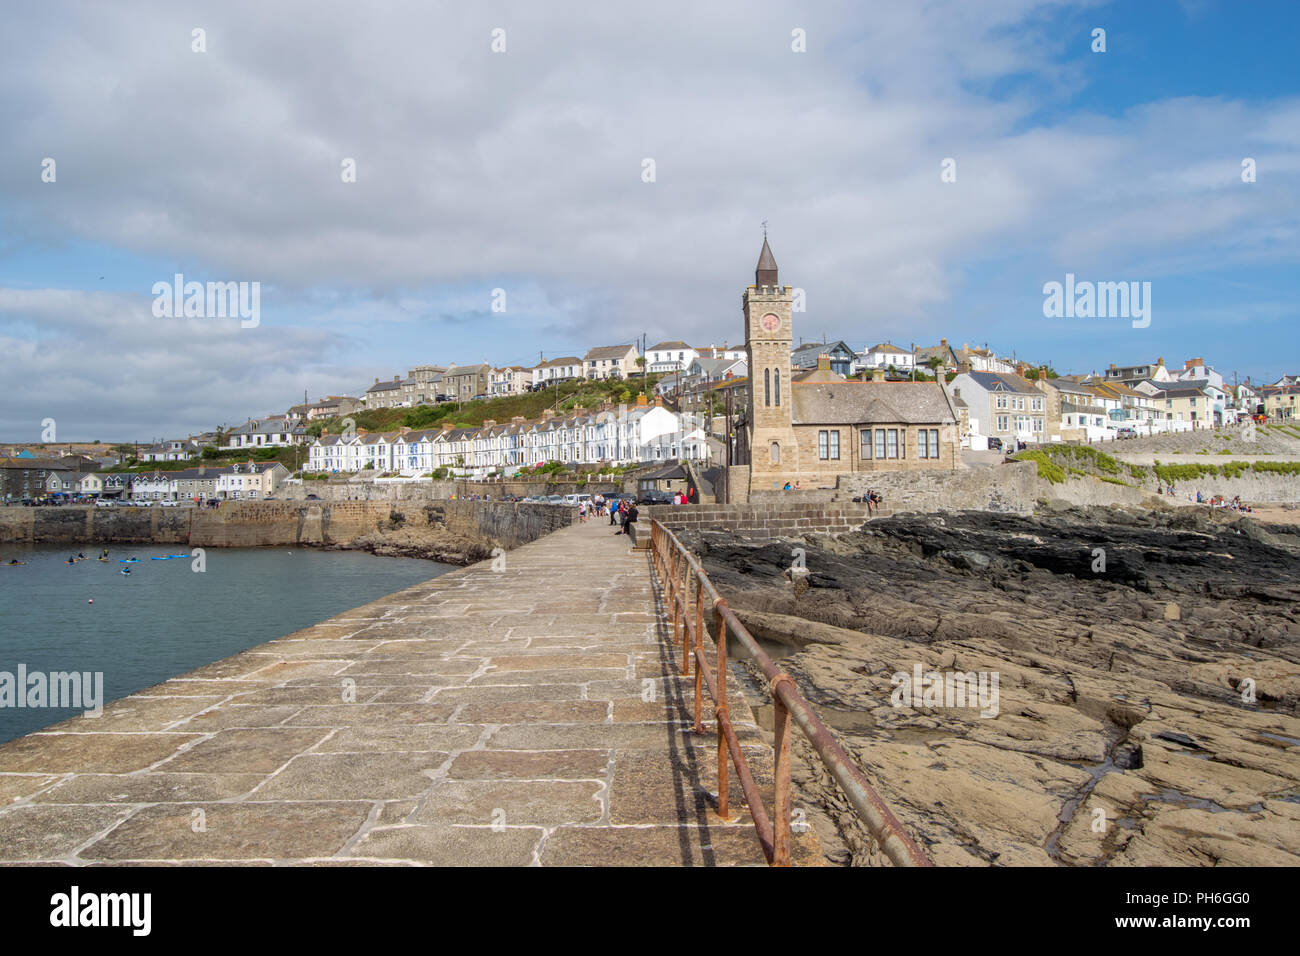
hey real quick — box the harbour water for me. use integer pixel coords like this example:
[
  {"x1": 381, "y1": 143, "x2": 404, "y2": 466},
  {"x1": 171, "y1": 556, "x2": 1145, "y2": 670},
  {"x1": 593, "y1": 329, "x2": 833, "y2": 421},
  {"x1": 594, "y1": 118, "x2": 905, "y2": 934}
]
[{"x1": 0, "y1": 543, "x2": 452, "y2": 744}]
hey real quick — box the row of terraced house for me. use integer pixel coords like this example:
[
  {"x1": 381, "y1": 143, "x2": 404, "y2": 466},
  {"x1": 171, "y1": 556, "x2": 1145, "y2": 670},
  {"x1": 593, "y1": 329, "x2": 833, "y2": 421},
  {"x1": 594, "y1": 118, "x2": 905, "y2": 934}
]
[{"x1": 307, "y1": 398, "x2": 707, "y2": 477}]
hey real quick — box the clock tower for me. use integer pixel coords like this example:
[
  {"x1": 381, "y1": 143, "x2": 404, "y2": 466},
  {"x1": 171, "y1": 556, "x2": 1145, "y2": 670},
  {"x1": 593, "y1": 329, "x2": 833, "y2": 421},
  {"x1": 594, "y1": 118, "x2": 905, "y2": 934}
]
[{"x1": 744, "y1": 237, "x2": 798, "y2": 489}]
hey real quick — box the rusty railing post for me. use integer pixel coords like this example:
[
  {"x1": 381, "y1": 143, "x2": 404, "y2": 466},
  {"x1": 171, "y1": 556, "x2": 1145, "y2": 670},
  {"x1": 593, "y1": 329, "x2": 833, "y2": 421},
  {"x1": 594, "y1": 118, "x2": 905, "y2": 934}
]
[
  {"x1": 676, "y1": 546, "x2": 686, "y2": 671},
  {"x1": 715, "y1": 604, "x2": 730, "y2": 820},
  {"x1": 693, "y1": 569, "x2": 704, "y2": 734},
  {"x1": 772, "y1": 677, "x2": 794, "y2": 867},
  {"x1": 678, "y1": 550, "x2": 690, "y2": 677}
]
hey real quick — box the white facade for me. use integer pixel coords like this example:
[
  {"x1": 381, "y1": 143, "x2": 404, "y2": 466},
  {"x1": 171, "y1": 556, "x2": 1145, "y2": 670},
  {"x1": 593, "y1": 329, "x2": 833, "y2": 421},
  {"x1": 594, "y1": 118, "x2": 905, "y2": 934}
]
[
  {"x1": 857, "y1": 344, "x2": 915, "y2": 373},
  {"x1": 307, "y1": 405, "x2": 710, "y2": 478},
  {"x1": 646, "y1": 342, "x2": 699, "y2": 374}
]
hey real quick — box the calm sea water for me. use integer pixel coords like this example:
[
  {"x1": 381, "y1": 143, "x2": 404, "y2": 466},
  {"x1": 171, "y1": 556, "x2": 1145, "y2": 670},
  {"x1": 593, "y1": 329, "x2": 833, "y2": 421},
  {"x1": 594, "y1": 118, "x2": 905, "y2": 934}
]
[{"x1": 0, "y1": 543, "x2": 452, "y2": 744}]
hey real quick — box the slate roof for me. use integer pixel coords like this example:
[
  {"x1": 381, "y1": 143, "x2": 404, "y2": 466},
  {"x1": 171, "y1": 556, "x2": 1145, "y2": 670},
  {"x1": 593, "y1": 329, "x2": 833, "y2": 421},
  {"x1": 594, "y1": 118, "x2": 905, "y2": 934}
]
[
  {"x1": 791, "y1": 382, "x2": 957, "y2": 425},
  {"x1": 964, "y1": 371, "x2": 1040, "y2": 394},
  {"x1": 583, "y1": 345, "x2": 636, "y2": 361}
]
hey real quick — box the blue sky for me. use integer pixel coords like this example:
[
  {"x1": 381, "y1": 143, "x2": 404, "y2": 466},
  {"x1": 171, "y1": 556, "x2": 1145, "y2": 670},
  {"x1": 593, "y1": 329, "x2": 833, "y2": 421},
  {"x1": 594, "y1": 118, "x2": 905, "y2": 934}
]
[{"x1": 0, "y1": 0, "x2": 1296, "y2": 441}]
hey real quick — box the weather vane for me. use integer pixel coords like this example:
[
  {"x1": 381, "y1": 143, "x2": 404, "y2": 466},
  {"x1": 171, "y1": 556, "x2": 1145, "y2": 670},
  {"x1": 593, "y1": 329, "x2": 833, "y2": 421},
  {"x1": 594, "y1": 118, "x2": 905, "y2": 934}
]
[{"x1": 761, "y1": 220, "x2": 768, "y2": 238}]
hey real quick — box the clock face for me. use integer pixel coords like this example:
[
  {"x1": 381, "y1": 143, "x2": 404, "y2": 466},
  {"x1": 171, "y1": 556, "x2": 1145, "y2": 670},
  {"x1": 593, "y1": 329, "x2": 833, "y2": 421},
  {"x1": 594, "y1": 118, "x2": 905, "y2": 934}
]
[{"x1": 761, "y1": 313, "x2": 780, "y2": 332}]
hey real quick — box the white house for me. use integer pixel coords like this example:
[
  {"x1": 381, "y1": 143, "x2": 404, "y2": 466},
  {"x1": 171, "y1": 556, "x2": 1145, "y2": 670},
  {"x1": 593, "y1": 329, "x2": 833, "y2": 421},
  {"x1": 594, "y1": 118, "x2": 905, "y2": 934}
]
[
  {"x1": 582, "y1": 344, "x2": 640, "y2": 380},
  {"x1": 645, "y1": 341, "x2": 699, "y2": 374},
  {"x1": 224, "y1": 418, "x2": 300, "y2": 450},
  {"x1": 531, "y1": 357, "x2": 584, "y2": 388},
  {"x1": 857, "y1": 343, "x2": 915, "y2": 375}
]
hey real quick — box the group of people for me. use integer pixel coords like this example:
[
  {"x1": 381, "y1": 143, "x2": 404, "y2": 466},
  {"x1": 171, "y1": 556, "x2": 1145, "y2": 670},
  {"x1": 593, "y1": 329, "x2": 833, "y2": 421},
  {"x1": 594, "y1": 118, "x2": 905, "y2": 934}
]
[
  {"x1": 581, "y1": 494, "x2": 640, "y2": 535},
  {"x1": 1195, "y1": 491, "x2": 1254, "y2": 512}
]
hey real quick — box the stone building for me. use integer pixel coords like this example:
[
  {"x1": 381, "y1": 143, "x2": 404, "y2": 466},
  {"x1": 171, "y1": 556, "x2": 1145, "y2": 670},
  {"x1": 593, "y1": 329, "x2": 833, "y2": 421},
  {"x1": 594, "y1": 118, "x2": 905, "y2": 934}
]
[{"x1": 741, "y1": 238, "x2": 961, "y2": 495}]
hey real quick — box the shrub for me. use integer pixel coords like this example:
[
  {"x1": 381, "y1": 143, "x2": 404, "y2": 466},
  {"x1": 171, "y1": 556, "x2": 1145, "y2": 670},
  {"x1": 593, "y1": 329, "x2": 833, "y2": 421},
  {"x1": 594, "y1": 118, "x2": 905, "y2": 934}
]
[{"x1": 1015, "y1": 449, "x2": 1065, "y2": 484}]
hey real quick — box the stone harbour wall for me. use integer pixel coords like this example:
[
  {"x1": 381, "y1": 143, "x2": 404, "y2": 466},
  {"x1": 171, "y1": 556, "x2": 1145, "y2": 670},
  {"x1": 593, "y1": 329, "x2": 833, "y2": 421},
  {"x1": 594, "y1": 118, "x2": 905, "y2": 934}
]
[
  {"x1": 644, "y1": 502, "x2": 877, "y2": 536},
  {"x1": 0, "y1": 501, "x2": 574, "y2": 557}
]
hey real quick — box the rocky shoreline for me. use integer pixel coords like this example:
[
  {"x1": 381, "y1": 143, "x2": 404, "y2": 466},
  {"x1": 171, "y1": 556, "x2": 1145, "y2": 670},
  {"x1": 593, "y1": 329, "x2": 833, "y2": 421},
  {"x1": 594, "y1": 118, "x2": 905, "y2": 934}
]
[{"x1": 681, "y1": 505, "x2": 1300, "y2": 866}]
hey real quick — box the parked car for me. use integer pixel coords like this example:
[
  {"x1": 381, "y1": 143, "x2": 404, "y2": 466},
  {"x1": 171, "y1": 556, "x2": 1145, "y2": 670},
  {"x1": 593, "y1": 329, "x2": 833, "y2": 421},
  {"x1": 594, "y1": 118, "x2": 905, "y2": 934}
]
[
  {"x1": 1116, "y1": 427, "x2": 1137, "y2": 439},
  {"x1": 94, "y1": 498, "x2": 115, "y2": 508},
  {"x1": 987, "y1": 437, "x2": 1004, "y2": 451},
  {"x1": 639, "y1": 489, "x2": 674, "y2": 505},
  {"x1": 306, "y1": 494, "x2": 320, "y2": 500}
]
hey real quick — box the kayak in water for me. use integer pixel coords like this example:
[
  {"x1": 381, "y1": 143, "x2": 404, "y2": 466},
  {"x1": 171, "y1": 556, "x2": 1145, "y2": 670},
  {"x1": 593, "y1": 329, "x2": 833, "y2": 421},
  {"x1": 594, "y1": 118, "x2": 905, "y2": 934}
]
[{"x1": 119, "y1": 558, "x2": 140, "y2": 564}]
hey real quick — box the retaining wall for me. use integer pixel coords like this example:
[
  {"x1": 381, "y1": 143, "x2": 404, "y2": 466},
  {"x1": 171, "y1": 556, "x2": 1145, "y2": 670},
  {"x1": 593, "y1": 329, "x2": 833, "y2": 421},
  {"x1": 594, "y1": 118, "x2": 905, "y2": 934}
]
[
  {"x1": 644, "y1": 502, "x2": 878, "y2": 536},
  {"x1": 0, "y1": 501, "x2": 573, "y2": 550}
]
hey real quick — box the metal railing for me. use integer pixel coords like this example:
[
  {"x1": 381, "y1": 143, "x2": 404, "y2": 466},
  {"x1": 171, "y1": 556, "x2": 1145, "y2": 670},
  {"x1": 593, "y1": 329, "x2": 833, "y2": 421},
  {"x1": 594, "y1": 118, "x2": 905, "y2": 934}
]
[{"x1": 648, "y1": 518, "x2": 932, "y2": 868}]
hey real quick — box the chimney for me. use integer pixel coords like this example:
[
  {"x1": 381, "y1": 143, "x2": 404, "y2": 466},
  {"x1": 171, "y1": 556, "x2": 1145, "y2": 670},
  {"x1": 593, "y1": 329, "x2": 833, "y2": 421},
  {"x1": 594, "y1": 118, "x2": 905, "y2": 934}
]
[
  {"x1": 1108, "y1": 363, "x2": 1116, "y2": 370},
  {"x1": 871, "y1": 369, "x2": 885, "y2": 382},
  {"x1": 482, "y1": 419, "x2": 496, "y2": 428},
  {"x1": 511, "y1": 416, "x2": 526, "y2": 424},
  {"x1": 636, "y1": 393, "x2": 648, "y2": 407},
  {"x1": 1157, "y1": 357, "x2": 1165, "y2": 366},
  {"x1": 374, "y1": 377, "x2": 379, "y2": 384},
  {"x1": 952, "y1": 387, "x2": 961, "y2": 401},
  {"x1": 440, "y1": 422, "x2": 455, "y2": 432},
  {"x1": 356, "y1": 428, "x2": 369, "y2": 437},
  {"x1": 399, "y1": 426, "x2": 411, "y2": 435},
  {"x1": 653, "y1": 395, "x2": 664, "y2": 407},
  {"x1": 817, "y1": 354, "x2": 831, "y2": 371},
  {"x1": 940, "y1": 338, "x2": 947, "y2": 347},
  {"x1": 542, "y1": 408, "x2": 556, "y2": 419},
  {"x1": 957, "y1": 361, "x2": 972, "y2": 374}
]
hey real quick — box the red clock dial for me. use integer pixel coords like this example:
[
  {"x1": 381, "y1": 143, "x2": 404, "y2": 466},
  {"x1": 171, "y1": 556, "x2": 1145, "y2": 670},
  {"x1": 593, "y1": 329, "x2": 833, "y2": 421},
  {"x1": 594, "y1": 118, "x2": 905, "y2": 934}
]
[{"x1": 761, "y1": 313, "x2": 780, "y2": 331}]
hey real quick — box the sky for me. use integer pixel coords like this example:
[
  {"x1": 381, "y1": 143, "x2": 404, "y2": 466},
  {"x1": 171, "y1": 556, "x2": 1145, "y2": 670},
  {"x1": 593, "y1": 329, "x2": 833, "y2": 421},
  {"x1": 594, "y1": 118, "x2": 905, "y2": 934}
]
[{"x1": 0, "y1": 0, "x2": 1297, "y2": 442}]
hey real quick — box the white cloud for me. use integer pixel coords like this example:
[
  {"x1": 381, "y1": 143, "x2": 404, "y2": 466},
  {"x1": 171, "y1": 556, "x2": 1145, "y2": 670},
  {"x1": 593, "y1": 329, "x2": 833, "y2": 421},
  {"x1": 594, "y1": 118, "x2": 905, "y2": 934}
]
[{"x1": 0, "y1": 0, "x2": 1295, "y2": 437}]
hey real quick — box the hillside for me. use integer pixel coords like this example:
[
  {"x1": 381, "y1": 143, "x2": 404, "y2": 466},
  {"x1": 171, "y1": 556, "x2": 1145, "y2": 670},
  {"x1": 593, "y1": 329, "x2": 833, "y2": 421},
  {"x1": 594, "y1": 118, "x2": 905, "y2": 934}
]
[{"x1": 311, "y1": 374, "x2": 665, "y2": 436}]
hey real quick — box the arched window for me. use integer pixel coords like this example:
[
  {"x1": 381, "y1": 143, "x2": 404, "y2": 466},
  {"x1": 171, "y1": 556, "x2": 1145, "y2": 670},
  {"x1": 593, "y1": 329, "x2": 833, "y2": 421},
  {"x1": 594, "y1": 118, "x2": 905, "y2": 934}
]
[
  {"x1": 770, "y1": 442, "x2": 780, "y2": 464},
  {"x1": 764, "y1": 368, "x2": 771, "y2": 406},
  {"x1": 774, "y1": 370, "x2": 781, "y2": 407}
]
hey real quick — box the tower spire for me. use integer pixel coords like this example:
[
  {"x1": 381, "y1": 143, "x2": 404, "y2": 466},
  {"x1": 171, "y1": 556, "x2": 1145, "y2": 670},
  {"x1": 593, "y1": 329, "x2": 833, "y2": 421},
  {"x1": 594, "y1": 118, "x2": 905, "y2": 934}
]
[{"x1": 755, "y1": 235, "x2": 778, "y2": 288}]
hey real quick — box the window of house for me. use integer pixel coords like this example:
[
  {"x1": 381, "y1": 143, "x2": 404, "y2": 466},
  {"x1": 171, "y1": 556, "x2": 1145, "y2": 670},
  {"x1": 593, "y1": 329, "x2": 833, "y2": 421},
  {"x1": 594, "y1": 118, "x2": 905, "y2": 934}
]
[
  {"x1": 918, "y1": 429, "x2": 929, "y2": 458},
  {"x1": 874, "y1": 430, "x2": 886, "y2": 459},
  {"x1": 1032, "y1": 398, "x2": 1043, "y2": 411},
  {"x1": 861, "y1": 430, "x2": 872, "y2": 460},
  {"x1": 774, "y1": 370, "x2": 781, "y2": 406},
  {"x1": 887, "y1": 429, "x2": 899, "y2": 459},
  {"x1": 928, "y1": 428, "x2": 940, "y2": 457},
  {"x1": 764, "y1": 369, "x2": 771, "y2": 406},
  {"x1": 996, "y1": 396, "x2": 1007, "y2": 409},
  {"x1": 997, "y1": 415, "x2": 1008, "y2": 431},
  {"x1": 770, "y1": 442, "x2": 779, "y2": 464}
]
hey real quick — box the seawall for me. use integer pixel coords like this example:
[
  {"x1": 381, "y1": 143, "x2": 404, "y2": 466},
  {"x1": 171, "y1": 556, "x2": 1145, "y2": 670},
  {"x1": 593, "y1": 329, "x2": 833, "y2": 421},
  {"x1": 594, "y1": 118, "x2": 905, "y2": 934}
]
[
  {"x1": 0, "y1": 501, "x2": 574, "y2": 563},
  {"x1": 278, "y1": 478, "x2": 630, "y2": 502}
]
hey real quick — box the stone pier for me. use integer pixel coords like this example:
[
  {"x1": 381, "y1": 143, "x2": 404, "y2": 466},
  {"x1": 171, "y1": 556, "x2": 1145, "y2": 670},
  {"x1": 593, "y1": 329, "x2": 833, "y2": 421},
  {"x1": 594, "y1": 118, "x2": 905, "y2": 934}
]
[{"x1": 0, "y1": 520, "x2": 821, "y2": 865}]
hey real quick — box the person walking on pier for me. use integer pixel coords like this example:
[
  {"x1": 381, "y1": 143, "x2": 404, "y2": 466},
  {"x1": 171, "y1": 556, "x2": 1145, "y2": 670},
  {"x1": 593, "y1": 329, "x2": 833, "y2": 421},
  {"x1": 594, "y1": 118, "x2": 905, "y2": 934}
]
[{"x1": 616, "y1": 501, "x2": 638, "y2": 536}]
